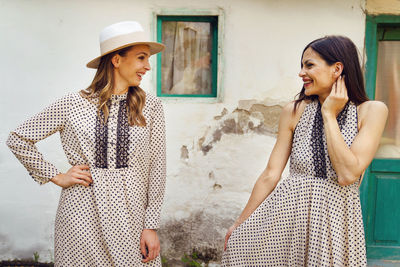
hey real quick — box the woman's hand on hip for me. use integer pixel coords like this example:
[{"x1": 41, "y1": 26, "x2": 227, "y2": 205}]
[
  {"x1": 140, "y1": 229, "x2": 160, "y2": 263},
  {"x1": 322, "y1": 75, "x2": 349, "y2": 117},
  {"x1": 224, "y1": 222, "x2": 240, "y2": 251},
  {"x1": 50, "y1": 165, "x2": 92, "y2": 188}
]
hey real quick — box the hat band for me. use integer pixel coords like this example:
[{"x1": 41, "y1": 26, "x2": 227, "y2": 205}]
[{"x1": 100, "y1": 31, "x2": 148, "y2": 55}]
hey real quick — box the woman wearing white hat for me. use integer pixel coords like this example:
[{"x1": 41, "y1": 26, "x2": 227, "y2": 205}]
[{"x1": 7, "y1": 21, "x2": 166, "y2": 266}]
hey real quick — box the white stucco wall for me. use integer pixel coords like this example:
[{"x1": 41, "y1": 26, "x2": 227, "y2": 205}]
[{"x1": 0, "y1": 0, "x2": 366, "y2": 263}]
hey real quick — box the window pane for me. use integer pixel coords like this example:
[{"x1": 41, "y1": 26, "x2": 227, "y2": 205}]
[
  {"x1": 375, "y1": 41, "x2": 400, "y2": 158},
  {"x1": 161, "y1": 21, "x2": 212, "y2": 95}
]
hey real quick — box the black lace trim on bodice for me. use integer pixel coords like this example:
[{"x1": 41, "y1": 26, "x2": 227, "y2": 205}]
[
  {"x1": 95, "y1": 110, "x2": 108, "y2": 168},
  {"x1": 311, "y1": 101, "x2": 349, "y2": 179},
  {"x1": 116, "y1": 100, "x2": 129, "y2": 168},
  {"x1": 94, "y1": 100, "x2": 130, "y2": 169}
]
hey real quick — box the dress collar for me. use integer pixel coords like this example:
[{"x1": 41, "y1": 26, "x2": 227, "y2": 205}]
[{"x1": 110, "y1": 92, "x2": 128, "y2": 102}]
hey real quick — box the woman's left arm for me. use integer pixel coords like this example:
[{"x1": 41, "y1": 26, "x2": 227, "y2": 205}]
[
  {"x1": 144, "y1": 98, "x2": 166, "y2": 229},
  {"x1": 140, "y1": 98, "x2": 166, "y2": 262},
  {"x1": 322, "y1": 76, "x2": 388, "y2": 186}
]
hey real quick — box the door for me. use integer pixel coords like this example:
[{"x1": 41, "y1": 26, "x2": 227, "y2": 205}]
[{"x1": 360, "y1": 15, "x2": 400, "y2": 260}]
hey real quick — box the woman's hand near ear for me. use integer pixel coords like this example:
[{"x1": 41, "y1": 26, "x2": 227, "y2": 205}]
[
  {"x1": 321, "y1": 75, "x2": 388, "y2": 186},
  {"x1": 322, "y1": 75, "x2": 348, "y2": 117}
]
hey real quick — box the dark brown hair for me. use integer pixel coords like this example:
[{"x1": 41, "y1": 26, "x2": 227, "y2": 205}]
[
  {"x1": 80, "y1": 46, "x2": 147, "y2": 126},
  {"x1": 294, "y1": 35, "x2": 369, "y2": 112}
]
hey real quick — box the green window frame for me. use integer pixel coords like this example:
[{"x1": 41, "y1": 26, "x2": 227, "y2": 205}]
[
  {"x1": 364, "y1": 15, "x2": 400, "y2": 99},
  {"x1": 156, "y1": 15, "x2": 219, "y2": 98},
  {"x1": 361, "y1": 14, "x2": 400, "y2": 260}
]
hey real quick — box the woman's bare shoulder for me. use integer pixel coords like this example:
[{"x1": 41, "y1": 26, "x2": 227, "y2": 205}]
[
  {"x1": 282, "y1": 100, "x2": 310, "y2": 114},
  {"x1": 358, "y1": 100, "x2": 388, "y2": 116},
  {"x1": 281, "y1": 100, "x2": 310, "y2": 131},
  {"x1": 358, "y1": 100, "x2": 388, "y2": 128}
]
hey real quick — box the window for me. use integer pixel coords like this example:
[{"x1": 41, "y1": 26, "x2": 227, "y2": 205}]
[
  {"x1": 374, "y1": 26, "x2": 400, "y2": 158},
  {"x1": 157, "y1": 16, "x2": 218, "y2": 98}
]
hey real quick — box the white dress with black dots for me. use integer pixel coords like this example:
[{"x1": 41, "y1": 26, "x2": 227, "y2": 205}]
[
  {"x1": 7, "y1": 92, "x2": 166, "y2": 266},
  {"x1": 222, "y1": 100, "x2": 367, "y2": 266}
]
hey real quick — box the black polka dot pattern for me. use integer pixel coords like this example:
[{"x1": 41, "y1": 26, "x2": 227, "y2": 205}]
[
  {"x1": 7, "y1": 92, "x2": 166, "y2": 266},
  {"x1": 222, "y1": 101, "x2": 366, "y2": 266}
]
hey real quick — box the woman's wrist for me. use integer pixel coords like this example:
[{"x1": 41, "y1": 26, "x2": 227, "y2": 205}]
[
  {"x1": 321, "y1": 109, "x2": 336, "y2": 121},
  {"x1": 234, "y1": 219, "x2": 243, "y2": 227},
  {"x1": 50, "y1": 173, "x2": 63, "y2": 186},
  {"x1": 143, "y1": 229, "x2": 157, "y2": 232}
]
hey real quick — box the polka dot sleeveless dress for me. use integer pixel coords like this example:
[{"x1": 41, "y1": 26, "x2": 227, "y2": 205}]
[
  {"x1": 222, "y1": 100, "x2": 367, "y2": 266},
  {"x1": 7, "y1": 91, "x2": 166, "y2": 266}
]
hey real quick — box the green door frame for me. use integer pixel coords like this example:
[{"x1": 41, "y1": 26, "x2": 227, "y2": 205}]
[{"x1": 361, "y1": 14, "x2": 400, "y2": 260}]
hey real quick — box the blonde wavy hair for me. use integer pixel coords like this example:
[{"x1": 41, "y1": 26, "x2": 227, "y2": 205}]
[{"x1": 80, "y1": 46, "x2": 147, "y2": 127}]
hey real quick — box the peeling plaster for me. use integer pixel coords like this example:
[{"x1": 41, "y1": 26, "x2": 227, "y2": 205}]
[
  {"x1": 209, "y1": 171, "x2": 215, "y2": 179},
  {"x1": 180, "y1": 145, "x2": 189, "y2": 160},
  {"x1": 214, "y1": 108, "x2": 228, "y2": 120},
  {"x1": 161, "y1": 133, "x2": 283, "y2": 262},
  {"x1": 198, "y1": 99, "x2": 284, "y2": 155},
  {"x1": 160, "y1": 99, "x2": 288, "y2": 262}
]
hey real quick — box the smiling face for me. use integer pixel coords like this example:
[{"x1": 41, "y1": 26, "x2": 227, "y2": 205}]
[
  {"x1": 112, "y1": 44, "x2": 151, "y2": 92},
  {"x1": 298, "y1": 47, "x2": 339, "y2": 100}
]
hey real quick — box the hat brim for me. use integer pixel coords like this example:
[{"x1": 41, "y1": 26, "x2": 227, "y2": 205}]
[{"x1": 86, "y1": 42, "x2": 165, "y2": 69}]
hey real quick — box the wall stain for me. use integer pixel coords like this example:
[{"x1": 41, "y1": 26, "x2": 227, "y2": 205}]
[{"x1": 159, "y1": 211, "x2": 232, "y2": 263}]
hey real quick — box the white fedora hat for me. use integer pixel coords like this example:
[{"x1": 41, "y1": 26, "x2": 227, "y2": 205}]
[{"x1": 87, "y1": 21, "x2": 165, "y2": 69}]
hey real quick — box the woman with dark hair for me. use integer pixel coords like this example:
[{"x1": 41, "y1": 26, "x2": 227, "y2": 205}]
[
  {"x1": 7, "y1": 21, "x2": 166, "y2": 266},
  {"x1": 222, "y1": 36, "x2": 388, "y2": 266}
]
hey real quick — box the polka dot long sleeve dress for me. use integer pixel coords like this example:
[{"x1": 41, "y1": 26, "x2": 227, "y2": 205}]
[
  {"x1": 222, "y1": 101, "x2": 367, "y2": 267},
  {"x1": 7, "y1": 91, "x2": 166, "y2": 266}
]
